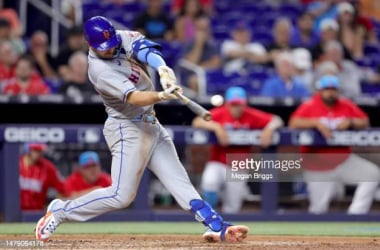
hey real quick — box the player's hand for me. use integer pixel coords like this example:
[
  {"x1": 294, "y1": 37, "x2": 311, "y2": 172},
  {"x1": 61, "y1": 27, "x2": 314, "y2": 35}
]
[
  {"x1": 336, "y1": 119, "x2": 352, "y2": 130},
  {"x1": 214, "y1": 125, "x2": 229, "y2": 146},
  {"x1": 157, "y1": 65, "x2": 177, "y2": 90},
  {"x1": 316, "y1": 121, "x2": 332, "y2": 139},
  {"x1": 260, "y1": 128, "x2": 273, "y2": 148},
  {"x1": 158, "y1": 84, "x2": 182, "y2": 100}
]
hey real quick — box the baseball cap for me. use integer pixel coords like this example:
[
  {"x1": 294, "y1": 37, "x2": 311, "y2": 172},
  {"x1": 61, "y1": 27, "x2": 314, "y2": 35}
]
[
  {"x1": 320, "y1": 19, "x2": 339, "y2": 32},
  {"x1": 338, "y1": 2, "x2": 354, "y2": 14},
  {"x1": 317, "y1": 75, "x2": 340, "y2": 89},
  {"x1": 225, "y1": 86, "x2": 247, "y2": 104},
  {"x1": 292, "y1": 48, "x2": 312, "y2": 70},
  {"x1": 25, "y1": 142, "x2": 47, "y2": 152},
  {"x1": 79, "y1": 151, "x2": 100, "y2": 168}
]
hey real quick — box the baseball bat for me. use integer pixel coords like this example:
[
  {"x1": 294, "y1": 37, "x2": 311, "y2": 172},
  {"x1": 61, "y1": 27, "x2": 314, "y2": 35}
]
[{"x1": 173, "y1": 92, "x2": 211, "y2": 121}]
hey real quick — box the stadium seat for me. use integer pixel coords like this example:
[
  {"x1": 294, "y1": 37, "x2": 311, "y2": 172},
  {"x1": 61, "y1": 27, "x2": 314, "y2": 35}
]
[
  {"x1": 361, "y1": 81, "x2": 380, "y2": 95},
  {"x1": 160, "y1": 41, "x2": 183, "y2": 68},
  {"x1": 364, "y1": 43, "x2": 380, "y2": 56}
]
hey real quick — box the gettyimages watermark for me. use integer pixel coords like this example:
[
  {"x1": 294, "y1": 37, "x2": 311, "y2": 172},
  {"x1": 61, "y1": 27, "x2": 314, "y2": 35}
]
[{"x1": 226, "y1": 153, "x2": 380, "y2": 182}]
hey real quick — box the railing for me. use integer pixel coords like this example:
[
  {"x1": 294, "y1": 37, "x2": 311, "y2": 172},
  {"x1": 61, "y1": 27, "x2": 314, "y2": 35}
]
[
  {"x1": 177, "y1": 59, "x2": 208, "y2": 98},
  {"x1": 1, "y1": 124, "x2": 380, "y2": 222},
  {"x1": 18, "y1": 0, "x2": 128, "y2": 57},
  {"x1": 19, "y1": 0, "x2": 74, "y2": 56}
]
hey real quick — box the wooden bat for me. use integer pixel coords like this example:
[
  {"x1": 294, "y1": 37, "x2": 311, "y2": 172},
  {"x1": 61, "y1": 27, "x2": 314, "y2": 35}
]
[{"x1": 173, "y1": 92, "x2": 211, "y2": 121}]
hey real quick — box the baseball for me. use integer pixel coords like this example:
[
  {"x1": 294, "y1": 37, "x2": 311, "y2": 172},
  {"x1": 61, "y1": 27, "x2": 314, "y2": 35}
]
[{"x1": 210, "y1": 95, "x2": 224, "y2": 106}]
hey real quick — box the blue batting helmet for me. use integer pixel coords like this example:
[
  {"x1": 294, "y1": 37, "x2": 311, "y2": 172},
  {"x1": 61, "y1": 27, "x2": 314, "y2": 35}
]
[{"x1": 84, "y1": 16, "x2": 121, "y2": 51}]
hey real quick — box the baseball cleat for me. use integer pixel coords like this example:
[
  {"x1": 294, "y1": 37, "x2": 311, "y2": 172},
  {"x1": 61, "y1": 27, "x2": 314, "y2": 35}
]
[
  {"x1": 35, "y1": 199, "x2": 61, "y2": 241},
  {"x1": 203, "y1": 223, "x2": 249, "y2": 243}
]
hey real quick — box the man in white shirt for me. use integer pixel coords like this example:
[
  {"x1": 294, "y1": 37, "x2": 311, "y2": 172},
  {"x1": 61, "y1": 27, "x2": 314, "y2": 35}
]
[{"x1": 221, "y1": 21, "x2": 267, "y2": 74}]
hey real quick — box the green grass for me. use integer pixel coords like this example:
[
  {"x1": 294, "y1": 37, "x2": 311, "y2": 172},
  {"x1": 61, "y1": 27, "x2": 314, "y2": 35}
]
[{"x1": 1, "y1": 222, "x2": 380, "y2": 236}]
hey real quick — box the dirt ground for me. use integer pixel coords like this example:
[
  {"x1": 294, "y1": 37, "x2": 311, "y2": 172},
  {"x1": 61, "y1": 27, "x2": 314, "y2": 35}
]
[{"x1": 0, "y1": 234, "x2": 379, "y2": 250}]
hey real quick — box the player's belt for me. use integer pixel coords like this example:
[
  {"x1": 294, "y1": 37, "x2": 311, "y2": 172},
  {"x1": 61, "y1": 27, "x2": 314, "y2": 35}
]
[{"x1": 131, "y1": 114, "x2": 157, "y2": 124}]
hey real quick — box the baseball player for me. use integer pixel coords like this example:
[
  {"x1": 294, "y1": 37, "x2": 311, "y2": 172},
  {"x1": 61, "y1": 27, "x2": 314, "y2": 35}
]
[
  {"x1": 20, "y1": 143, "x2": 66, "y2": 210},
  {"x1": 193, "y1": 86, "x2": 284, "y2": 213},
  {"x1": 289, "y1": 75, "x2": 380, "y2": 214},
  {"x1": 64, "y1": 151, "x2": 112, "y2": 199},
  {"x1": 35, "y1": 16, "x2": 248, "y2": 243}
]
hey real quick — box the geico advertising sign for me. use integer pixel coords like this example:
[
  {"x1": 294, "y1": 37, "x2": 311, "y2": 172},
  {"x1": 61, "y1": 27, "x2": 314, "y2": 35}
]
[
  {"x1": 4, "y1": 127, "x2": 65, "y2": 143},
  {"x1": 328, "y1": 131, "x2": 380, "y2": 146}
]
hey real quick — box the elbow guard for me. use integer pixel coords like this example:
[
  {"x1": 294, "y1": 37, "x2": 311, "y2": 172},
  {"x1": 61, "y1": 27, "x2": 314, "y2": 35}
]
[{"x1": 131, "y1": 38, "x2": 163, "y2": 62}]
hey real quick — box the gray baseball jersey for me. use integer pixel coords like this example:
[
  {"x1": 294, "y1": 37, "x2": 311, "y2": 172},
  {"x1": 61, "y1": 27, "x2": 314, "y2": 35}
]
[
  {"x1": 51, "y1": 30, "x2": 201, "y2": 223},
  {"x1": 88, "y1": 30, "x2": 154, "y2": 119}
]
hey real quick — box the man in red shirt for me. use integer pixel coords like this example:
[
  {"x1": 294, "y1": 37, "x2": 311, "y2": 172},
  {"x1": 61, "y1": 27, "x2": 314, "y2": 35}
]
[
  {"x1": 192, "y1": 86, "x2": 283, "y2": 213},
  {"x1": 65, "y1": 151, "x2": 111, "y2": 199},
  {"x1": 20, "y1": 143, "x2": 66, "y2": 210},
  {"x1": 3, "y1": 55, "x2": 50, "y2": 95},
  {"x1": 289, "y1": 75, "x2": 380, "y2": 214},
  {"x1": 0, "y1": 41, "x2": 18, "y2": 87}
]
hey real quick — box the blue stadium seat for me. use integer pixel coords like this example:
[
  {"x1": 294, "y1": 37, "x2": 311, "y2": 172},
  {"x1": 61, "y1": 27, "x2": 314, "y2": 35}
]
[
  {"x1": 252, "y1": 30, "x2": 273, "y2": 45},
  {"x1": 355, "y1": 57, "x2": 377, "y2": 69},
  {"x1": 160, "y1": 41, "x2": 182, "y2": 68},
  {"x1": 206, "y1": 70, "x2": 242, "y2": 95},
  {"x1": 278, "y1": 3, "x2": 304, "y2": 17},
  {"x1": 361, "y1": 81, "x2": 380, "y2": 95},
  {"x1": 364, "y1": 43, "x2": 380, "y2": 56}
]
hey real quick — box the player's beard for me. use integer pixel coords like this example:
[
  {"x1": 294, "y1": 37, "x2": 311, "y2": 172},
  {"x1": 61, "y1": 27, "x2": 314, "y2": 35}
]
[{"x1": 323, "y1": 96, "x2": 338, "y2": 106}]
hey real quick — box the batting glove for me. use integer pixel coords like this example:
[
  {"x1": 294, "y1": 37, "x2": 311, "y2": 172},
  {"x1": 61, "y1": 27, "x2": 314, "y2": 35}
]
[
  {"x1": 157, "y1": 65, "x2": 177, "y2": 89},
  {"x1": 158, "y1": 85, "x2": 182, "y2": 100}
]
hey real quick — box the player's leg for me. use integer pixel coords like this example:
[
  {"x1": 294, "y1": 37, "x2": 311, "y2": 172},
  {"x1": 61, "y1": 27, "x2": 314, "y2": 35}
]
[
  {"x1": 200, "y1": 161, "x2": 226, "y2": 208},
  {"x1": 36, "y1": 120, "x2": 158, "y2": 241},
  {"x1": 304, "y1": 170, "x2": 337, "y2": 214},
  {"x1": 147, "y1": 126, "x2": 248, "y2": 242},
  {"x1": 336, "y1": 154, "x2": 380, "y2": 214}
]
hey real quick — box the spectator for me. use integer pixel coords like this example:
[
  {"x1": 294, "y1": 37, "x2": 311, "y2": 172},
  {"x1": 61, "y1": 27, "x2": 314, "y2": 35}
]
[
  {"x1": 19, "y1": 143, "x2": 66, "y2": 210},
  {"x1": 359, "y1": 0, "x2": 380, "y2": 22},
  {"x1": 133, "y1": 0, "x2": 174, "y2": 41},
  {"x1": 192, "y1": 86, "x2": 283, "y2": 213},
  {"x1": 172, "y1": 0, "x2": 213, "y2": 16},
  {"x1": 3, "y1": 55, "x2": 50, "y2": 96},
  {"x1": 65, "y1": 151, "x2": 112, "y2": 199},
  {"x1": 316, "y1": 60, "x2": 339, "y2": 77},
  {"x1": 336, "y1": 2, "x2": 364, "y2": 59},
  {"x1": 313, "y1": 60, "x2": 339, "y2": 90},
  {"x1": 61, "y1": 0, "x2": 83, "y2": 25},
  {"x1": 0, "y1": 40, "x2": 18, "y2": 86},
  {"x1": 307, "y1": 0, "x2": 338, "y2": 31},
  {"x1": 290, "y1": 11, "x2": 320, "y2": 49},
  {"x1": 311, "y1": 18, "x2": 352, "y2": 62},
  {"x1": 59, "y1": 51, "x2": 96, "y2": 100},
  {"x1": 182, "y1": 15, "x2": 221, "y2": 92},
  {"x1": 0, "y1": 18, "x2": 25, "y2": 55},
  {"x1": 337, "y1": 2, "x2": 378, "y2": 59},
  {"x1": 289, "y1": 75, "x2": 380, "y2": 214},
  {"x1": 174, "y1": 0, "x2": 204, "y2": 42},
  {"x1": 321, "y1": 40, "x2": 361, "y2": 97},
  {"x1": 260, "y1": 52, "x2": 310, "y2": 98},
  {"x1": 292, "y1": 48, "x2": 314, "y2": 92},
  {"x1": 221, "y1": 21, "x2": 268, "y2": 74},
  {"x1": 267, "y1": 18, "x2": 293, "y2": 57},
  {"x1": 26, "y1": 31, "x2": 57, "y2": 79},
  {"x1": 0, "y1": 2, "x2": 22, "y2": 38},
  {"x1": 55, "y1": 26, "x2": 87, "y2": 81}
]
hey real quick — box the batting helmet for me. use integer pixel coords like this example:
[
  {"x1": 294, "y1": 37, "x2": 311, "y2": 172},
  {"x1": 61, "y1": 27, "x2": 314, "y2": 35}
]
[{"x1": 84, "y1": 16, "x2": 121, "y2": 51}]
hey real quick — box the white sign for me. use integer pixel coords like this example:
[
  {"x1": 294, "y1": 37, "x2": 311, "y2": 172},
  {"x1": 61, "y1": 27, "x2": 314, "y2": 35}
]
[{"x1": 4, "y1": 127, "x2": 65, "y2": 143}]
